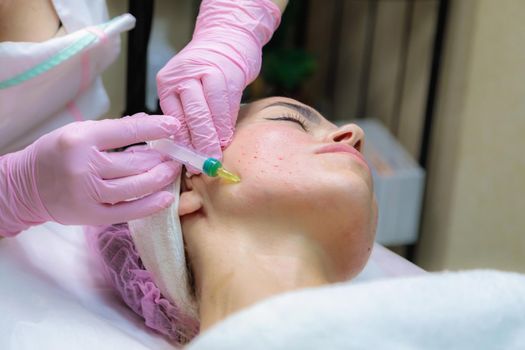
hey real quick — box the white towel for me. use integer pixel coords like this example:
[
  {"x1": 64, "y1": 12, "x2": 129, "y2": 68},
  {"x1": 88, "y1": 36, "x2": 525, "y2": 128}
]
[
  {"x1": 128, "y1": 177, "x2": 198, "y2": 321},
  {"x1": 187, "y1": 270, "x2": 525, "y2": 349}
]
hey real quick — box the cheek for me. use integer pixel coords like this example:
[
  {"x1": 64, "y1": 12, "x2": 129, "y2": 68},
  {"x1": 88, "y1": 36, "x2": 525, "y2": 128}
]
[
  {"x1": 223, "y1": 126, "x2": 312, "y2": 187},
  {"x1": 218, "y1": 123, "x2": 375, "y2": 223},
  {"x1": 216, "y1": 126, "x2": 316, "y2": 215}
]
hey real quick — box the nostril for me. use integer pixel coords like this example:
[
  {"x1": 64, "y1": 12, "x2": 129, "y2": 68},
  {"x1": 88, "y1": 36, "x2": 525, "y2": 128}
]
[
  {"x1": 333, "y1": 132, "x2": 353, "y2": 142},
  {"x1": 354, "y1": 140, "x2": 362, "y2": 152}
]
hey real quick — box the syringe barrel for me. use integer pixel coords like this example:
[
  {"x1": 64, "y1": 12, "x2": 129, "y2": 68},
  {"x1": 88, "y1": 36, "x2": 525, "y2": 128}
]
[{"x1": 148, "y1": 139, "x2": 207, "y2": 170}]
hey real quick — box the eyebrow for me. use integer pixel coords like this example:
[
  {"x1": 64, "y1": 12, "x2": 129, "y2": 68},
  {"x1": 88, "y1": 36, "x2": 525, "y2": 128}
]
[{"x1": 263, "y1": 101, "x2": 321, "y2": 124}]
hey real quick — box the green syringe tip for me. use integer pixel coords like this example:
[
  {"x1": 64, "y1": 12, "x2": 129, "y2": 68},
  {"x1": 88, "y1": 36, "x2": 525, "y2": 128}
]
[{"x1": 202, "y1": 158, "x2": 241, "y2": 183}]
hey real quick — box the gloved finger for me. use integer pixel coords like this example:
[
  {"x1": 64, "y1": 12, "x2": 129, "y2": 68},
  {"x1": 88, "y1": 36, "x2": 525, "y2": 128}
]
[
  {"x1": 97, "y1": 161, "x2": 181, "y2": 204},
  {"x1": 88, "y1": 113, "x2": 180, "y2": 151},
  {"x1": 159, "y1": 90, "x2": 184, "y2": 119},
  {"x1": 179, "y1": 79, "x2": 222, "y2": 159},
  {"x1": 97, "y1": 148, "x2": 169, "y2": 180},
  {"x1": 202, "y1": 74, "x2": 235, "y2": 148},
  {"x1": 99, "y1": 190, "x2": 175, "y2": 223},
  {"x1": 160, "y1": 93, "x2": 192, "y2": 148},
  {"x1": 154, "y1": 93, "x2": 200, "y2": 174}
]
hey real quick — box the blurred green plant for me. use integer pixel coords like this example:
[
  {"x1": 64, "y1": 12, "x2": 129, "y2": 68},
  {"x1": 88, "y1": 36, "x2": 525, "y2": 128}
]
[
  {"x1": 254, "y1": 0, "x2": 316, "y2": 97},
  {"x1": 262, "y1": 49, "x2": 316, "y2": 94}
]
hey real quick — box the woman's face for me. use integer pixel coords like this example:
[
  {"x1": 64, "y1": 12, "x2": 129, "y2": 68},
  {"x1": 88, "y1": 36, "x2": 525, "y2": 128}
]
[{"x1": 185, "y1": 97, "x2": 377, "y2": 280}]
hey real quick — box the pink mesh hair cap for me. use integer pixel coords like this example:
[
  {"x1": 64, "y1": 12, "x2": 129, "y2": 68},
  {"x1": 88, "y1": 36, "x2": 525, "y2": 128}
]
[{"x1": 85, "y1": 178, "x2": 200, "y2": 345}]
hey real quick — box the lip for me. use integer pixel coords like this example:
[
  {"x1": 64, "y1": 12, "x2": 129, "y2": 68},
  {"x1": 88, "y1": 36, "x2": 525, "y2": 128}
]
[{"x1": 315, "y1": 144, "x2": 369, "y2": 168}]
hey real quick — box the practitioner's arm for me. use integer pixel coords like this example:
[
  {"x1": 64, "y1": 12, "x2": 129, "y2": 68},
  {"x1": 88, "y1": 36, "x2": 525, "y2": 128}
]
[{"x1": 0, "y1": 0, "x2": 60, "y2": 42}]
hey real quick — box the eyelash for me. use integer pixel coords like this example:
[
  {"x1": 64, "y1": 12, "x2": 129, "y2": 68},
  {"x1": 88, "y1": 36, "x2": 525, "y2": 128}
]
[{"x1": 266, "y1": 113, "x2": 309, "y2": 132}]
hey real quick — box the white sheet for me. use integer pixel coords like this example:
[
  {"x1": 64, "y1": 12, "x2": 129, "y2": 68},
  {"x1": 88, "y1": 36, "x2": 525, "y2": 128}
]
[
  {"x1": 188, "y1": 270, "x2": 525, "y2": 350},
  {"x1": 0, "y1": 223, "x2": 174, "y2": 350},
  {"x1": 0, "y1": 223, "x2": 424, "y2": 349}
]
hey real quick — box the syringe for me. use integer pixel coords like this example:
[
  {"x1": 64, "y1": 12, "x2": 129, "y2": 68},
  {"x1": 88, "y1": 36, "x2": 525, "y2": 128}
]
[{"x1": 149, "y1": 139, "x2": 241, "y2": 183}]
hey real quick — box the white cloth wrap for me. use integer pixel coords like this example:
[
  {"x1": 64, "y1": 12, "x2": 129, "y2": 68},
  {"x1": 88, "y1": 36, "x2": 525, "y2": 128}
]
[
  {"x1": 188, "y1": 270, "x2": 525, "y2": 349},
  {"x1": 128, "y1": 177, "x2": 199, "y2": 321}
]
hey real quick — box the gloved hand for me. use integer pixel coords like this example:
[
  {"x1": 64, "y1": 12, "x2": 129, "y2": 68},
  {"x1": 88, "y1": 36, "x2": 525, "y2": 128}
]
[
  {"x1": 0, "y1": 113, "x2": 181, "y2": 237},
  {"x1": 157, "y1": 0, "x2": 281, "y2": 160}
]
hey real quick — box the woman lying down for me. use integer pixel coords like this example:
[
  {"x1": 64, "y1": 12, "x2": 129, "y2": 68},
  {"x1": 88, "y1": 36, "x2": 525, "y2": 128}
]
[{"x1": 89, "y1": 97, "x2": 525, "y2": 349}]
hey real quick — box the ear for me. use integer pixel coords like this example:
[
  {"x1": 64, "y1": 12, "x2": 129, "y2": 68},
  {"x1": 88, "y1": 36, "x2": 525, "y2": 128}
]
[{"x1": 179, "y1": 175, "x2": 203, "y2": 216}]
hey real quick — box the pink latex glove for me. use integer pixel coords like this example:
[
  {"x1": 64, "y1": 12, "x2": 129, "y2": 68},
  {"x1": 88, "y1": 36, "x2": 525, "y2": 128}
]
[
  {"x1": 0, "y1": 113, "x2": 181, "y2": 237},
  {"x1": 157, "y1": 0, "x2": 281, "y2": 160}
]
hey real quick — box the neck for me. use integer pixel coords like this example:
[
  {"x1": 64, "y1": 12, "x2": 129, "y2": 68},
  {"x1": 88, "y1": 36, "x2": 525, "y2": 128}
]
[{"x1": 191, "y1": 224, "x2": 332, "y2": 331}]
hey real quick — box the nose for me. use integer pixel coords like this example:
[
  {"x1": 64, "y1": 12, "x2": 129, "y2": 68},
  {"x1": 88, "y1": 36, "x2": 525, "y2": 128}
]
[{"x1": 328, "y1": 124, "x2": 365, "y2": 152}]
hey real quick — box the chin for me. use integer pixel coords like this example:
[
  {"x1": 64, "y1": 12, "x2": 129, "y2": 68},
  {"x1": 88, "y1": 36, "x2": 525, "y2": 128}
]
[
  {"x1": 316, "y1": 188, "x2": 376, "y2": 271},
  {"x1": 325, "y1": 179, "x2": 373, "y2": 211}
]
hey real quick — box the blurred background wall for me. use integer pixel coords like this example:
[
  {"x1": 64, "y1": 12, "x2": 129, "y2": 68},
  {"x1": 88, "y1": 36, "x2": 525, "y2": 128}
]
[
  {"x1": 416, "y1": 0, "x2": 525, "y2": 272},
  {"x1": 103, "y1": 0, "x2": 525, "y2": 273},
  {"x1": 104, "y1": 0, "x2": 194, "y2": 117}
]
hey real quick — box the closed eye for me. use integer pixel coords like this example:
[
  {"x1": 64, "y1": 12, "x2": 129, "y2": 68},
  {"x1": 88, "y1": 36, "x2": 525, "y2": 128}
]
[{"x1": 265, "y1": 113, "x2": 309, "y2": 132}]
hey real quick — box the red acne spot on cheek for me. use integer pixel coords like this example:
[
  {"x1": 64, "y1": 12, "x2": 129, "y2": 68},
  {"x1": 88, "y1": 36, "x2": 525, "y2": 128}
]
[
  {"x1": 253, "y1": 156, "x2": 258, "y2": 159},
  {"x1": 278, "y1": 157, "x2": 284, "y2": 161}
]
